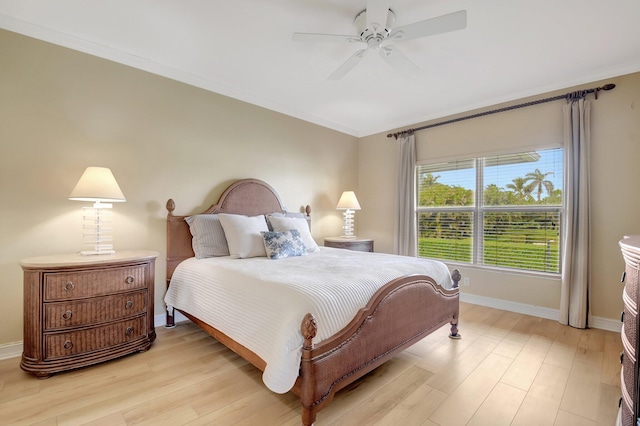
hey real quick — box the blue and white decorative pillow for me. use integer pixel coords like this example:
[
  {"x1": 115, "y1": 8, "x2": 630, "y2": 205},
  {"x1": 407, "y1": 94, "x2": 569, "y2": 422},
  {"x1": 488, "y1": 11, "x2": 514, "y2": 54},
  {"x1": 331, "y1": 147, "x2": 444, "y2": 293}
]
[{"x1": 261, "y1": 229, "x2": 308, "y2": 260}]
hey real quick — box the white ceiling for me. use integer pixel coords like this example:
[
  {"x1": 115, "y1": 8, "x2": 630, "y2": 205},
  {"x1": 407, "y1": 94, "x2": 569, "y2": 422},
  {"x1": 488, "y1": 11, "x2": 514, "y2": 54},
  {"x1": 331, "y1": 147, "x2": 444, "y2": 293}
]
[{"x1": 1, "y1": 0, "x2": 639, "y2": 137}]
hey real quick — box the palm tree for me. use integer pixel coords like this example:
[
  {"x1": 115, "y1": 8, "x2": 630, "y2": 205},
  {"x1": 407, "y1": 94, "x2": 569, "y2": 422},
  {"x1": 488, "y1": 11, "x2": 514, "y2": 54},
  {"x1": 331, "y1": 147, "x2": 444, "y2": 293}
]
[
  {"x1": 421, "y1": 173, "x2": 440, "y2": 187},
  {"x1": 505, "y1": 177, "x2": 532, "y2": 201},
  {"x1": 524, "y1": 169, "x2": 554, "y2": 202}
]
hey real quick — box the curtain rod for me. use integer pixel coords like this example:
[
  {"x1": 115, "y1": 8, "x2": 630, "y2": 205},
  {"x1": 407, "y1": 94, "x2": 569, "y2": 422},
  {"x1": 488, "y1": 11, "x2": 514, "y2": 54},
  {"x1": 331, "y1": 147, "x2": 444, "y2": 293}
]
[{"x1": 387, "y1": 83, "x2": 616, "y2": 139}]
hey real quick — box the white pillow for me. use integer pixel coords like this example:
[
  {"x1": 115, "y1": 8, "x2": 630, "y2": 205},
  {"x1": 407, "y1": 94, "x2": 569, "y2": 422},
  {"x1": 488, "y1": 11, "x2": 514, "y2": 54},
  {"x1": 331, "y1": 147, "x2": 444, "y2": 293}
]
[
  {"x1": 218, "y1": 213, "x2": 269, "y2": 258},
  {"x1": 268, "y1": 216, "x2": 319, "y2": 253},
  {"x1": 184, "y1": 214, "x2": 230, "y2": 258}
]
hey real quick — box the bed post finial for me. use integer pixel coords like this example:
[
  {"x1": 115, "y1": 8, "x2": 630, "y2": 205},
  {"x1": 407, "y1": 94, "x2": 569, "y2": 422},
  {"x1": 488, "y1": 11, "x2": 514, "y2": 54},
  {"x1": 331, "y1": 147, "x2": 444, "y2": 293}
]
[
  {"x1": 166, "y1": 199, "x2": 176, "y2": 216},
  {"x1": 451, "y1": 269, "x2": 461, "y2": 288},
  {"x1": 305, "y1": 205, "x2": 311, "y2": 217},
  {"x1": 301, "y1": 313, "x2": 317, "y2": 350}
]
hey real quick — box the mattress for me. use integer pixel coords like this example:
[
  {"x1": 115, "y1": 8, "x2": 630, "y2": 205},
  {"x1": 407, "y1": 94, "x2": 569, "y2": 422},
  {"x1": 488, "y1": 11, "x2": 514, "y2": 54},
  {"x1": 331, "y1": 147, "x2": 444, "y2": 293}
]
[{"x1": 164, "y1": 247, "x2": 453, "y2": 393}]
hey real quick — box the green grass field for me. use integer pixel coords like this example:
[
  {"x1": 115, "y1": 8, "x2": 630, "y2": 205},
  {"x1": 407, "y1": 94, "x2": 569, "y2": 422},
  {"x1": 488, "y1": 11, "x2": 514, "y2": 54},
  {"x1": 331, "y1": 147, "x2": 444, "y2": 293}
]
[{"x1": 418, "y1": 237, "x2": 560, "y2": 273}]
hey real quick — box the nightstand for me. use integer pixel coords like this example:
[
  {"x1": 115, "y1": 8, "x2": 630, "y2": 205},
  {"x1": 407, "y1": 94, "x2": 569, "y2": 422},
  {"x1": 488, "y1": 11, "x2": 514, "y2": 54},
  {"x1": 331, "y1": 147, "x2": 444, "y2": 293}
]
[
  {"x1": 20, "y1": 250, "x2": 158, "y2": 378},
  {"x1": 324, "y1": 237, "x2": 374, "y2": 252}
]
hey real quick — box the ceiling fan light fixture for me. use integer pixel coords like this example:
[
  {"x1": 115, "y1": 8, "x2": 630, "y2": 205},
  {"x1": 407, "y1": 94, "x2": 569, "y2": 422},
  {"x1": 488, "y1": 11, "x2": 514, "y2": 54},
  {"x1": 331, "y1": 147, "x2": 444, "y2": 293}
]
[{"x1": 292, "y1": 1, "x2": 467, "y2": 80}]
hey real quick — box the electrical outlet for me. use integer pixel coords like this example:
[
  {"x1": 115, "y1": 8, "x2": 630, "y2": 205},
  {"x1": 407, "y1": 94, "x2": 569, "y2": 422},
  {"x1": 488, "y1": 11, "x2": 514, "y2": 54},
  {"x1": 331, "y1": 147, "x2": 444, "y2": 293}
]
[{"x1": 463, "y1": 277, "x2": 470, "y2": 287}]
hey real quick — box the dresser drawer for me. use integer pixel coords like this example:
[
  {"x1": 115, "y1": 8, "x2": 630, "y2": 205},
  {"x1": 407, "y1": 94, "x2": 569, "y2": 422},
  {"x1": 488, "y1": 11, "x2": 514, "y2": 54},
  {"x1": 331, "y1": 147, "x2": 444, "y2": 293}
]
[
  {"x1": 620, "y1": 330, "x2": 636, "y2": 417},
  {"x1": 44, "y1": 316, "x2": 147, "y2": 360},
  {"x1": 621, "y1": 366, "x2": 635, "y2": 426},
  {"x1": 621, "y1": 320, "x2": 638, "y2": 357},
  {"x1": 623, "y1": 264, "x2": 638, "y2": 309},
  {"x1": 44, "y1": 265, "x2": 147, "y2": 301},
  {"x1": 620, "y1": 401, "x2": 634, "y2": 426},
  {"x1": 621, "y1": 355, "x2": 636, "y2": 410},
  {"x1": 44, "y1": 290, "x2": 147, "y2": 331},
  {"x1": 622, "y1": 312, "x2": 637, "y2": 354}
]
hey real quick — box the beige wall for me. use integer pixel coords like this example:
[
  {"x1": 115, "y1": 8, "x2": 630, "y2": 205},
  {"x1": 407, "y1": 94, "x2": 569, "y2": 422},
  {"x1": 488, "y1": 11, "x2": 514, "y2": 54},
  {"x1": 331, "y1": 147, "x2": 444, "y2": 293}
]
[
  {"x1": 358, "y1": 72, "x2": 640, "y2": 321},
  {"x1": 2, "y1": 27, "x2": 638, "y2": 347},
  {"x1": 0, "y1": 30, "x2": 357, "y2": 345}
]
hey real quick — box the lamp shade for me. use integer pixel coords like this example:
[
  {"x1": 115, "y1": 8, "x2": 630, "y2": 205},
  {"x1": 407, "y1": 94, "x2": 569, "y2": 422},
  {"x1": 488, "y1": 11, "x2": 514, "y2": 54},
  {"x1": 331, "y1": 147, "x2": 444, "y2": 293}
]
[
  {"x1": 69, "y1": 167, "x2": 126, "y2": 202},
  {"x1": 336, "y1": 191, "x2": 361, "y2": 210}
]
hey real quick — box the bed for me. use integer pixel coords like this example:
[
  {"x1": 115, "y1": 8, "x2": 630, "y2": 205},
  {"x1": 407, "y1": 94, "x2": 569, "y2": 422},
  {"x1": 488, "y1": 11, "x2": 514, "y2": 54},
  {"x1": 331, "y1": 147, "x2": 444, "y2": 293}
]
[{"x1": 164, "y1": 178, "x2": 460, "y2": 425}]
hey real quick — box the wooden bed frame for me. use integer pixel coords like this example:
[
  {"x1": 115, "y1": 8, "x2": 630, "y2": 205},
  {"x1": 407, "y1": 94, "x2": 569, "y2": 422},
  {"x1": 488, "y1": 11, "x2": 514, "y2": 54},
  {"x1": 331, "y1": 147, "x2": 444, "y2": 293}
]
[{"x1": 165, "y1": 178, "x2": 460, "y2": 425}]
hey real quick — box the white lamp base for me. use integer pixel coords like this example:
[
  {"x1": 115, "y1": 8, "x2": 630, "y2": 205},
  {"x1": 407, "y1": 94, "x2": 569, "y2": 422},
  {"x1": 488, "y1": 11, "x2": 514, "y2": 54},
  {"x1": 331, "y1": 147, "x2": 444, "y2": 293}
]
[
  {"x1": 80, "y1": 202, "x2": 116, "y2": 255},
  {"x1": 341, "y1": 209, "x2": 356, "y2": 238}
]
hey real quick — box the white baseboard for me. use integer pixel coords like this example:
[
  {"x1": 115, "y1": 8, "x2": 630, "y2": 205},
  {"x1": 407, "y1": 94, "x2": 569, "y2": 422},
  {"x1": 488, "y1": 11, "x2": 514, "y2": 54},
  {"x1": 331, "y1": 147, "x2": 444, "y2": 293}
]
[
  {"x1": 591, "y1": 316, "x2": 622, "y2": 333},
  {"x1": 154, "y1": 311, "x2": 189, "y2": 327},
  {"x1": 0, "y1": 341, "x2": 23, "y2": 361},
  {"x1": 460, "y1": 292, "x2": 622, "y2": 333}
]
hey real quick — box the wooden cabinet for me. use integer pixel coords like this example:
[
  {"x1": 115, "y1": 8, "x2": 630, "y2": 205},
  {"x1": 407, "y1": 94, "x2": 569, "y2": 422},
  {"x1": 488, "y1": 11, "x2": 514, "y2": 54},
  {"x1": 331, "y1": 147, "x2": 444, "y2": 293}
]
[
  {"x1": 20, "y1": 250, "x2": 158, "y2": 378},
  {"x1": 620, "y1": 236, "x2": 640, "y2": 425},
  {"x1": 324, "y1": 237, "x2": 374, "y2": 252}
]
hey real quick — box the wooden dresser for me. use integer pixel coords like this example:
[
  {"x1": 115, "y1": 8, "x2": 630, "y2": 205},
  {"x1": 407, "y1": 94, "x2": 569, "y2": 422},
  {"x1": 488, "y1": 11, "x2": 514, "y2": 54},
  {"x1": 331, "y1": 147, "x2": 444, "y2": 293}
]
[
  {"x1": 324, "y1": 236, "x2": 374, "y2": 252},
  {"x1": 20, "y1": 250, "x2": 158, "y2": 378},
  {"x1": 620, "y1": 236, "x2": 640, "y2": 425}
]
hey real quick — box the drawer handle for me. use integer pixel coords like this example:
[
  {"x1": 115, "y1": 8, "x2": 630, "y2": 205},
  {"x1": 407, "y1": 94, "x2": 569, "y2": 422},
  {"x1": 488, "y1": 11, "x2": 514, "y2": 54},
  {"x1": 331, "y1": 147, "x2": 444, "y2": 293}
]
[
  {"x1": 125, "y1": 301, "x2": 134, "y2": 310},
  {"x1": 125, "y1": 275, "x2": 135, "y2": 285},
  {"x1": 620, "y1": 352, "x2": 624, "y2": 364},
  {"x1": 62, "y1": 310, "x2": 73, "y2": 320},
  {"x1": 621, "y1": 311, "x2": 625, "y2": 322},
  {"x1": 125, "y1": 327, "x2": 134, "y2": 336},
  {"x1": 621, "y1": 271, "x2": 626, "y2": 283},
  {"x1": 64, "y1": 281, "x2": 75, "y2": 291},
  {"x1": 63, "y1": 340, "x2": 73, "y2": 350}
]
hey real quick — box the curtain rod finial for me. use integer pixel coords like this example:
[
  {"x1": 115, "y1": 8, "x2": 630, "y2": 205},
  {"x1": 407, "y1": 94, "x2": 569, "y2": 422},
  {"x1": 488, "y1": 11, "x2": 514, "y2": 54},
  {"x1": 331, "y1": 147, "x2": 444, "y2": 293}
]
[{"x1": 601, "y1": 83, "x2": 616, "y2": 91}]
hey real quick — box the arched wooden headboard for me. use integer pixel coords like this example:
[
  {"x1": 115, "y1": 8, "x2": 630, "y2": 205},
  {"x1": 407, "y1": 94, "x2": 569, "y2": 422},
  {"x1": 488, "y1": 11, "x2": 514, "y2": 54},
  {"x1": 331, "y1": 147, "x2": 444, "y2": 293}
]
[{"x1": 165, "y1": 178, "x2": 289, "y2": 282}]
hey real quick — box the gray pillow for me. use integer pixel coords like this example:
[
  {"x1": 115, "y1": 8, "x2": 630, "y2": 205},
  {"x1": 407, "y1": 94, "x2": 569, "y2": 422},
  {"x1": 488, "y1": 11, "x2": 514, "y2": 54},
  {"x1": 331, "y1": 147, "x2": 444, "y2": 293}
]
[
  {"x1": 185, "y1": 214, "x2": 230, "y2": 258},
  {"x1": 266, "y1": 211, "x2": 307, "y2": 231}
]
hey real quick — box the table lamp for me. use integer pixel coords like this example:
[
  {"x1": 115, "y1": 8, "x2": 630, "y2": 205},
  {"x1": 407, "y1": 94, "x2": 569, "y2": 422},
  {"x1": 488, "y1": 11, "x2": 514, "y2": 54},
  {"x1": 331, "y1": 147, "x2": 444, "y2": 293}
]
[
  {"x1": 336, "y1": 191, "x2": 361, "y2": 238},
  {"x1": 69, "y1": 166, "x2": 126, "y2": 255}
]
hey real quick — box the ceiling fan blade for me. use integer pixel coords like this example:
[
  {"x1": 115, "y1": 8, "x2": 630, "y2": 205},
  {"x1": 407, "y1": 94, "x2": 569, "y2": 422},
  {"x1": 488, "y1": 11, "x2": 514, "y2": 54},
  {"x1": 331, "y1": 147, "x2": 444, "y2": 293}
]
[
  {"x1": 328, "y1": 49, "x2": 368, "y2": 80},
  {"x1": 390, "y1": 10, "x2": 467, "y2": 41},
  {"x1": 292, "y1": 32, "x2": 361, "y2": 43},
  {"x1": 366, "y1": 0, "x2": 391, "y2": 34},
  {"x1": 379, "y1": 45, "x2": 419, "y2": 78}
]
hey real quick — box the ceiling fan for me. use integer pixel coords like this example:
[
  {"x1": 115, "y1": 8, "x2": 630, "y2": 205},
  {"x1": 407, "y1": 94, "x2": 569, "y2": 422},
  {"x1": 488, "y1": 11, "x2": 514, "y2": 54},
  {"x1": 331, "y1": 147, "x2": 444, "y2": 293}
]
[{"x1": 292, "y1": 0, "x2": 467, "y2": 80}]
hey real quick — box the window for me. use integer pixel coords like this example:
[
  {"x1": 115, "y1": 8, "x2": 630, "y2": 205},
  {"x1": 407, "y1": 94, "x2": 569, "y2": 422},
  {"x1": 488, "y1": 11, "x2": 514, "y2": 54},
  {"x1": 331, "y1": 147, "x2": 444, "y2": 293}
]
[{"x1": 416, "y1": 148, "x2": 563, "y2": 274}]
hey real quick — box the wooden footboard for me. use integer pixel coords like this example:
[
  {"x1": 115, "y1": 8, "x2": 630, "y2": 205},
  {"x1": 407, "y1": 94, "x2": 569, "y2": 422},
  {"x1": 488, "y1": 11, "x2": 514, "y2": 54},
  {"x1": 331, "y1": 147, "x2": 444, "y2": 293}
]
[
  {"x1": 167, "y1": 273, "x2": 459, "y2": 426},
  {"x1": 292, "y1": 274, "x2": 460, "y2": 425}
]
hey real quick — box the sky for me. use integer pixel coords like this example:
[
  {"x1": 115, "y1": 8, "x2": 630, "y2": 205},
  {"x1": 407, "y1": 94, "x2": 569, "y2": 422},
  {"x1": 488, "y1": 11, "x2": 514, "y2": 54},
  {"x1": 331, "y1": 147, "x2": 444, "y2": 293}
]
[{"x1": 423, "y1": 148, "x2": 563, "y2": 192}]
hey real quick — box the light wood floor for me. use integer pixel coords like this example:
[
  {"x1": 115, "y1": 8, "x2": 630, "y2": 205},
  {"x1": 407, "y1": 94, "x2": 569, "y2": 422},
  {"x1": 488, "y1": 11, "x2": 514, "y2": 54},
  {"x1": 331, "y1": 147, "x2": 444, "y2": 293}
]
[{"x1": 0, "y1": 303, "x2": 622, "y2": 425}]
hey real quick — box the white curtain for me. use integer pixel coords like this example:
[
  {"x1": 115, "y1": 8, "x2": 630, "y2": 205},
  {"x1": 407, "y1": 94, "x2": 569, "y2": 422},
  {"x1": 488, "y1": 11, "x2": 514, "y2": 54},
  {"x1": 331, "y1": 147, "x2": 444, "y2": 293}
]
[
  {"x1": 394, "y1": 134, "x2": 417, "y2": 256},
  {"x1": 559, "y1": 96, "x2": 591, "y2": 328}
]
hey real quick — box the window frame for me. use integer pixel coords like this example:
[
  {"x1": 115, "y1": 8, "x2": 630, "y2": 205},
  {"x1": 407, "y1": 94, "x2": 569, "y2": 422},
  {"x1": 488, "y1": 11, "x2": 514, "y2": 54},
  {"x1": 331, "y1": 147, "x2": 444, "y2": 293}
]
[{"x1": 415, "y1": 148, "x2": 563, "y2": 277}]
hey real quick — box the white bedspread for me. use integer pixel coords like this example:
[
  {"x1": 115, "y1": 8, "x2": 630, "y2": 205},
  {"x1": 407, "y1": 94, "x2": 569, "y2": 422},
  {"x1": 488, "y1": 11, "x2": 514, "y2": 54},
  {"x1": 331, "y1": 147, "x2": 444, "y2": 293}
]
[{"x1": 164, "y1": 247, "x2": 453, "y2": 393}]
